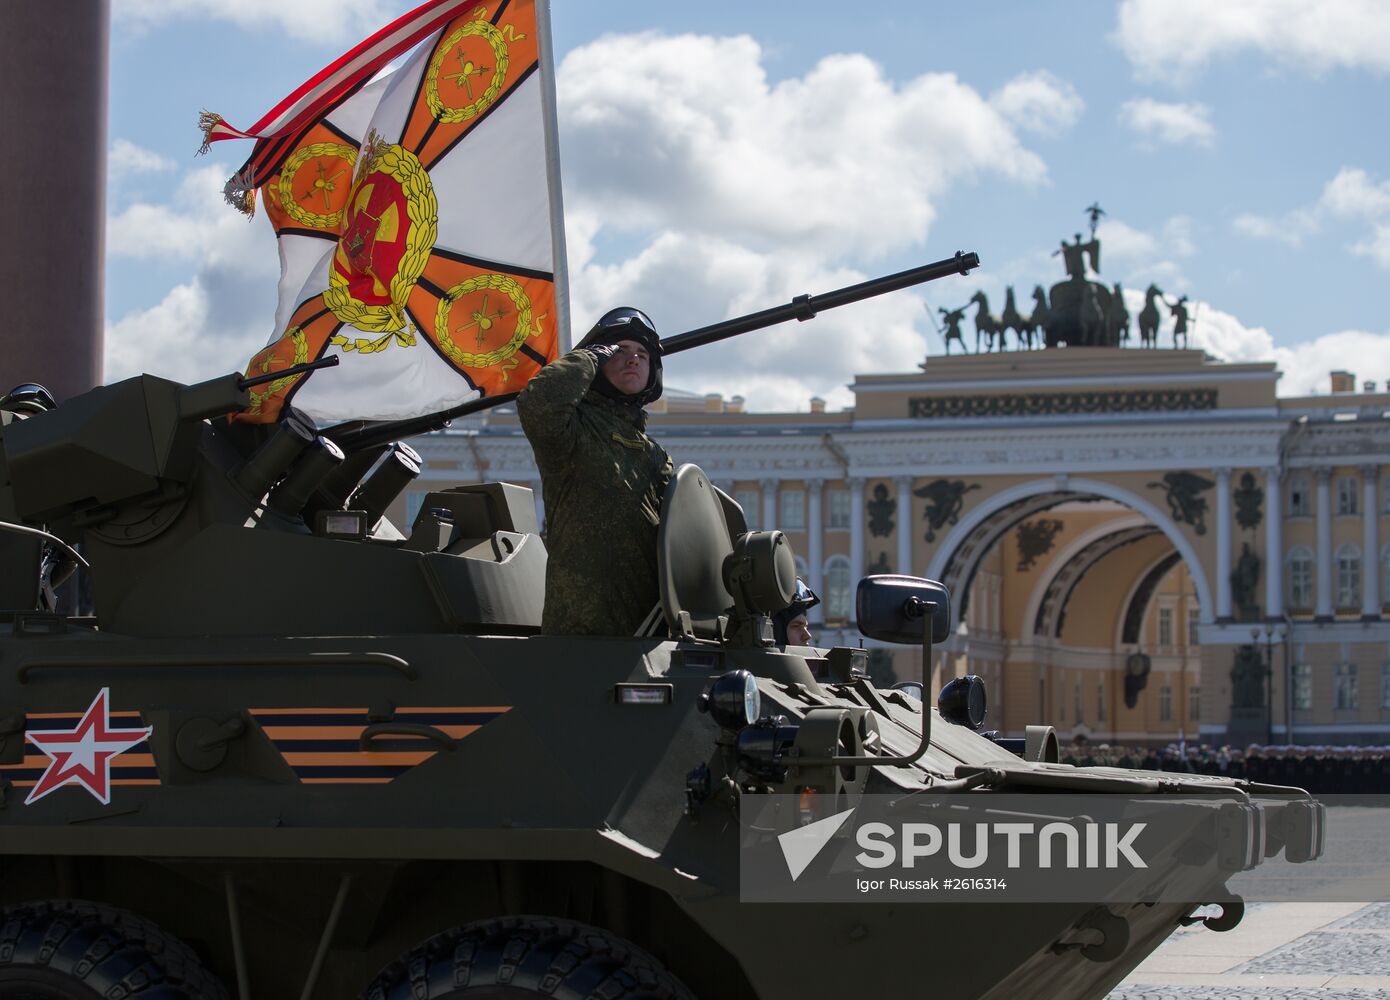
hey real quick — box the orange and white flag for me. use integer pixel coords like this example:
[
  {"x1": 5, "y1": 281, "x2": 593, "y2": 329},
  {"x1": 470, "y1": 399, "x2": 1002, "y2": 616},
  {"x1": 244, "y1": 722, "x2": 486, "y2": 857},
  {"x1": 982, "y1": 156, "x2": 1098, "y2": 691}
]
[{"x1": 202, "y1": 0, "x2": 568, "y2": 423}]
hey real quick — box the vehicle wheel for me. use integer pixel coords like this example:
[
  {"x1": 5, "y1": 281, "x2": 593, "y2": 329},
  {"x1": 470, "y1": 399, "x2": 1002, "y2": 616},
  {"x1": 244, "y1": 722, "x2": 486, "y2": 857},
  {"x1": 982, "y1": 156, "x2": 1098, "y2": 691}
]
[
  {"x1": 0, "y1": 899, "x2": 229, "y2": 999},
  {"x1": 361, "y1": 916, "x2": 696, "y2": 999}
]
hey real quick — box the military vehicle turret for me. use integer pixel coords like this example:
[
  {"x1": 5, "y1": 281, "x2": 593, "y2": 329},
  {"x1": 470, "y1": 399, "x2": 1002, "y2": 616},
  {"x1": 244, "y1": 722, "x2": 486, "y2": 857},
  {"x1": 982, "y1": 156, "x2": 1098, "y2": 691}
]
[{"x1": 0, "y1": 259, "x2": 1324, "y2": 999}]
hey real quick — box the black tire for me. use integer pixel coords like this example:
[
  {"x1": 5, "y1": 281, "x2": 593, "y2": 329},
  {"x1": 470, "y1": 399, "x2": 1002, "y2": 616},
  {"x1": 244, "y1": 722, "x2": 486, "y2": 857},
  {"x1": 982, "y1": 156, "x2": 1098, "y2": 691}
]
[
  {"x1": 0, "y1": 899, "x2": 228, "y2": 1000},
  {"x1": 361, "y1": 916, "x2": 696, "y2": 1000}
]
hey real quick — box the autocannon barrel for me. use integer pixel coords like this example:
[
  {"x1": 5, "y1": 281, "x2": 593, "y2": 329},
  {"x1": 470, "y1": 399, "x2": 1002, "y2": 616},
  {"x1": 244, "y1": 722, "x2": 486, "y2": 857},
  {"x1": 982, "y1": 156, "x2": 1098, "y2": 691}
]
[{"x1": 323, "y1": 250, "x2": 980, "y2": 453}]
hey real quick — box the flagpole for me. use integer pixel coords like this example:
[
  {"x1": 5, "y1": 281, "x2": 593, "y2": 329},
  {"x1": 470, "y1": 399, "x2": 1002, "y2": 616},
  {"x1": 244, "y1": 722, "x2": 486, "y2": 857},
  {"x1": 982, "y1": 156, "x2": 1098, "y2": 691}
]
[{"x1": 534, "y1": 0, "x2": 571, "y2": 351}]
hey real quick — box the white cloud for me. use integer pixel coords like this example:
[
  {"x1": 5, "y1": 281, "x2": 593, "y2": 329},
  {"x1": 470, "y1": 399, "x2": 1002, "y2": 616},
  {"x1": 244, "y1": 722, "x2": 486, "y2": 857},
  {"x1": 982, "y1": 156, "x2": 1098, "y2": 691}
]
[
  {"x1": 1115, "y1": 0, "x2": 1390, "y2": 80},
  {"x1": 1320, "y1": 168, "x2": 1390, "y2": 218},
  {"x1": 1091, "y1": 215, "x2": 1195, "y2": 294},
  {"x1": 1273, "y1": 330, "x2": 1390, "y2": 396},
  {"x1": 990, "y1": 71, "x2": 1084, "y2": 135},
  {"x1": 105, "y1": 163, "x2": 280, "y2": 382},
  {"x1": 109, "y1": 138, "x2": 175, "y2": 175},
  {"x1": 1234, "y1": 167, "x2": 1390, "y2": 263},
  {"x1": 1097, "y1": 220, "x2": 1157, "y2": 260},
  {"x1": 114, "y1": 0, "x2": 393, "y2": 45},
  {"x1": 1143, "y1": 297, "x2": 1390, "y2": 399},
  {"x1": 558, "y1": 33, "x2": 1049, "y2": 262},
  {"x1": 557, "y1": 32, "x2": 1061, "y2": 409},
  {"x1": 1232, "y1": 212, "x2": 1310, "y2": 246},
  {"x1": 105, "y1": 280, "x2": 269, "y2": 384},
  {"x1": 1352, "y1": 225, "x2": 1390, "y2": 270},
  {"x1": 1120, "y1": 98, "x2": 1215, "y2": 147},
  {"x1": 570, "y1": 228, "x2": 928, "y2": 412},
  {"x1": 108, "y1": 164, "x2": 276, "y2": 266}
]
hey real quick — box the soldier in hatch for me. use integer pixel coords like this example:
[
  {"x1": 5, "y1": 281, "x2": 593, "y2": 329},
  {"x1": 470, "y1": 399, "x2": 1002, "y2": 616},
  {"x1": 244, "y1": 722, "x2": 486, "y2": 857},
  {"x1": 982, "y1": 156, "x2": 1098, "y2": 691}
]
[
  {"x1": 517, "y1": 308, "x2": 673, "y2": 636},
  {"x1": 772, "y1": 579, "x2": 820, "y2": 648}
]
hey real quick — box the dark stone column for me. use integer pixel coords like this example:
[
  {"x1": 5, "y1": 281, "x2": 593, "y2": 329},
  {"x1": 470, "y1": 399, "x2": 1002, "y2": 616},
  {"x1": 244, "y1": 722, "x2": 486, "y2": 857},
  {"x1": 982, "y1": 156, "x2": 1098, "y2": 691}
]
[{"x1": 0, "y1": 1, "x2": 109, "y2": 403}]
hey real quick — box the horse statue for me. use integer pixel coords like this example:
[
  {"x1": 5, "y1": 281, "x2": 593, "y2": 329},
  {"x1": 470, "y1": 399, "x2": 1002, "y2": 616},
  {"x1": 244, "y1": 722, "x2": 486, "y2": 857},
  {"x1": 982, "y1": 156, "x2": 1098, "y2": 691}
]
[
  {"x1": 1078, "y1": 280, "x2": 1106, "y2": 347},
  {"x1": 968, "y1": 290, "x2": 1005, "y2": 352},
  {"x1": 999, "y1": 286, "x2": 1029, "y2": 350},
  {"x1": 1108, "y1": 281, "x2": 1131, "y2": 345},
  {"x1": 1022, "y1": 285, "x2": 1050, "y2": 350},
  {"x1": 1137, "y1": 284, "x2": 1164, "y2": 349}
]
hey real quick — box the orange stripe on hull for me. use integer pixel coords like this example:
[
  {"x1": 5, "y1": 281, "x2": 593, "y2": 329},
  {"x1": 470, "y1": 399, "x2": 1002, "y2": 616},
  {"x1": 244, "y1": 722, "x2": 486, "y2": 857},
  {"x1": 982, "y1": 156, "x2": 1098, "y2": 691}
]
[
  {"x1": 260, "y1": 724, "x2": 481, "y2": 740},
  {"x1": 260, "y1": 726, "x2": 367, "y2": 740},
  {"x1": 281, "y1": 751, "x2": 437, "y2": 766},
  {"x1": 249, "y1": 707, "x2": 370, "y2": 716},
  {"x1": 301, "y1": 777, "x2": 393, "y2": 784}
]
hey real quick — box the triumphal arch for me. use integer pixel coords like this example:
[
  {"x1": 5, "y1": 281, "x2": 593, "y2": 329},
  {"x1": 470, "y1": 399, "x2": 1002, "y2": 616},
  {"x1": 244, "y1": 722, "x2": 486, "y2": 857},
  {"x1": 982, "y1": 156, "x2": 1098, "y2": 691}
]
[{"x1": 404, "y1": 220, "x2": 1390, "y2": 748}]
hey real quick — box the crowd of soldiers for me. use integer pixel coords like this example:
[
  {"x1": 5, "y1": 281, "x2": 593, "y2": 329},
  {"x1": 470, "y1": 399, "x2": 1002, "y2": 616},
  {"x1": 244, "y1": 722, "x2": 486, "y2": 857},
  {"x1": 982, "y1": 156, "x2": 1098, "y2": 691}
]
[{"x1": 1058, "y1": 742, "x2": 1390, "y2": 794}]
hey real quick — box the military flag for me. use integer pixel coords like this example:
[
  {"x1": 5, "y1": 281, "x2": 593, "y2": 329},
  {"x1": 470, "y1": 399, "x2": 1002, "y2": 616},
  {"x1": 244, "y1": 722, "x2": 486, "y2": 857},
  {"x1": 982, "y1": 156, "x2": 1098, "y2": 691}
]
[{"x1": 201, "y1": 0, "x2": 568, "y2": 424}]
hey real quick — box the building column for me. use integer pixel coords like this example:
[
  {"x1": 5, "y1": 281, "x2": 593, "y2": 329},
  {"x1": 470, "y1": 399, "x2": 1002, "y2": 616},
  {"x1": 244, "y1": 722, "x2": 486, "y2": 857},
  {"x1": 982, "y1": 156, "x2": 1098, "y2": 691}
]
[
  {"x1": 849, "y1": 477, "x2": 866, "y2": 581},
  {"x1": 806, "y1": 479, "x2": 824, "y2": 624},
  {"x1": 1215, "y1": 467, "x2": 1233, "y2": 622},
  {"x1": 1315, "y1": 467, "x2": 1334, "y2": 620},
  {"x1": 1362, "y1": 464, "x2": 1380, "y2": 619},
  {"x1": 761, "y1": 479, "x2": 779, "y2": 536},
  {"x1": 895, "y1": 475, "x2": 913, "y2": 575},
  {"x1": 1264, "y1": 465, "x2": 1283, "y2": 620}
]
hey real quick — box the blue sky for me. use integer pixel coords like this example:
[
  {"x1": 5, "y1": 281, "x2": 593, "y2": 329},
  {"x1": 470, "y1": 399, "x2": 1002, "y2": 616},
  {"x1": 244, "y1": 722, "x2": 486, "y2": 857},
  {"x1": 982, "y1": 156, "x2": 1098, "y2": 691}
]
[{"x1": 104, "y1": 0, "x2": 1390, "y2": 410}]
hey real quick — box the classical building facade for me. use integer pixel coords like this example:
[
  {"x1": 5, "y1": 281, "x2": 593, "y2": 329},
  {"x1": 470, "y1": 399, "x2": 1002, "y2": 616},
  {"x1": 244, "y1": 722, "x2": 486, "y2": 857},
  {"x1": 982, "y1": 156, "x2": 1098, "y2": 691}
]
[{"x1": 391, "y1": 347, "x2": 1390, "y2": 747}]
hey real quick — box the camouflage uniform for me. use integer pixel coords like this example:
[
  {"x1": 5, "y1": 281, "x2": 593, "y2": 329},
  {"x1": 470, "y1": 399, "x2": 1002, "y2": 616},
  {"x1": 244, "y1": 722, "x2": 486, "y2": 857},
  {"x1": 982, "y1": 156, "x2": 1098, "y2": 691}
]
[{"x1": 518, "y1": 348, "x2": 673, "y2": 636}]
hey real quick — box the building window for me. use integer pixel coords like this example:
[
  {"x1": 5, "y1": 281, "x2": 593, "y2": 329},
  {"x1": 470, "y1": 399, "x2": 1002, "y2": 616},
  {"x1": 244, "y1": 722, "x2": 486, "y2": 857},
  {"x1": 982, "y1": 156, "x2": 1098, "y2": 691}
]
[
  {"x1": 827, "y1": 491, "x2": 850, "y2": 530},
  {"x1": 1188, "y1": 685, "x2": 1201, "y2": 721},
  {"x1": 780, "y1": 489, "x2": 805, "y2": 530},
  {"x1": 1293, "y1": 663, "x2": 1313, "y2": 711},
  {"x1": 1096, "y1": 680, "x2": 1106, "y2": 722},
  {"x1": 1337, "y1": 475, "x2": 1360, "y2": 516},
  {"x1": 1335, "y1": 662, "x2": 1359, "y2": 710},
  {"x1": 1288, "y1": 476, "x2": 1311, "y2": 517},
  {"x1": 736, "y1": 489, "x2": 760, "y2": 530},
  {"x1": 824, "y1": 556, "x2": 851, "y2": 622},
  {"x1": 1074, "y1": 679, "x2": 1083, "y2": 724},
  {"x1": 1159, "y1": 685, "x2": 1173, "y2": 722},
  {"x1": 1187, "y1": 608, "x2": 1200, "y2": 646},
  {"x1": 1157, "y1": 607, "x2": 1174, "y2": 647},
  {"x1": 1382, "y1": 475, "x2": 1390, "y2": 515},
  {"x1": 1336, "y1": 544, "x2": 1362, "y2": 608},
  {"x1": 1381, "y1": 664, "x2": 1390, "y2": 710},
  {"x1": 1288, "y1": 546, "x2": 1314, "y2": 609}
]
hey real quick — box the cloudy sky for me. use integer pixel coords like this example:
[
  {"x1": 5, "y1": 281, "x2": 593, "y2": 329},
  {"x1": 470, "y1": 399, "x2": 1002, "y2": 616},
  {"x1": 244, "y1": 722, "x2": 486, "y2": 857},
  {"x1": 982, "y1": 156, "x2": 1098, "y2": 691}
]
[{"x1": 105, "y1": 0, "x2": 1390, "y2": 411}]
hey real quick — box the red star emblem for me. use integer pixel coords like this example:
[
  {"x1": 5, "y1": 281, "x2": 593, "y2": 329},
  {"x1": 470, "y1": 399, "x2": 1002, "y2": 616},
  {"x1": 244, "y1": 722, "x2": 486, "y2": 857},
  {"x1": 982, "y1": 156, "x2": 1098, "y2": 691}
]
[{"x1": 24, "y1": 688, "x2": 153, "y2": 806}]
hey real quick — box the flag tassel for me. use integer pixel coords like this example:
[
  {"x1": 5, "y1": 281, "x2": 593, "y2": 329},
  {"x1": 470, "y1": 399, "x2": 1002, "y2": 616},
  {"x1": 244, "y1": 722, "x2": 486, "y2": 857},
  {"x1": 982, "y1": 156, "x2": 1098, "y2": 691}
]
[
  {"x1": 223, "y1": 169, "x2": 258, "y2": 218},
  {"x1": 196, "y1": 110, "x2": 225, "y2": 156}
]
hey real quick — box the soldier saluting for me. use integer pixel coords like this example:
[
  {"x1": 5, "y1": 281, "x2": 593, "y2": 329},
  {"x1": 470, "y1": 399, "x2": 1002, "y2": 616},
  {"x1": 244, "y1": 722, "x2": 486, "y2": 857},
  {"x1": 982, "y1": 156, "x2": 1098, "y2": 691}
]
[{"x1": 518, "y1": 308, "x2": 673, "y2": 637}]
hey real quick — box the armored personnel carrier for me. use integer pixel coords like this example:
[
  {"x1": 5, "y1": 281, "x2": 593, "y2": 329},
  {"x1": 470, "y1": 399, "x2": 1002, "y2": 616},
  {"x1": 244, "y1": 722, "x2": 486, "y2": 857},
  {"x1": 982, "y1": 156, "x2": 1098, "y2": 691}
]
[{"x1": 0, "y1": 341, "x2": 1323, "y2": 997}]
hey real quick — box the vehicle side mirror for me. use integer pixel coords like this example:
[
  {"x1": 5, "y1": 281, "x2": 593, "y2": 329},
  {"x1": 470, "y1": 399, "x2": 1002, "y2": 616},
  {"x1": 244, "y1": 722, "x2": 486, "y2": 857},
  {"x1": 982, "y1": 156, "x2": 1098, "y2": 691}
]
[{"x1": 855, "y1": 575, "x2": 951, "y2": 645}]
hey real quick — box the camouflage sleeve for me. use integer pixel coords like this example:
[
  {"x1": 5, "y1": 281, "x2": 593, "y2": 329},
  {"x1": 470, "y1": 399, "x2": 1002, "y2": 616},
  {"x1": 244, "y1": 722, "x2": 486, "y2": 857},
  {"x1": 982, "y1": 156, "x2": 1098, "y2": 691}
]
[{"x1": 516, "y1": 348, "x2": 597, "y2": 453}]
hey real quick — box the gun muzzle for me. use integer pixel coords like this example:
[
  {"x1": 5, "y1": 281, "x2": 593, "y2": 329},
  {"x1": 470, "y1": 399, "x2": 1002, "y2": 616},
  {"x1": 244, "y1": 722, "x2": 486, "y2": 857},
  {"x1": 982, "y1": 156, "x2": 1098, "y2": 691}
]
[
  {"x1": 349, "y1": 442, "x2": 422, "y2": 528},
  {"x1": 267, "y1": 435, "x2": 346, "y2": 518}
]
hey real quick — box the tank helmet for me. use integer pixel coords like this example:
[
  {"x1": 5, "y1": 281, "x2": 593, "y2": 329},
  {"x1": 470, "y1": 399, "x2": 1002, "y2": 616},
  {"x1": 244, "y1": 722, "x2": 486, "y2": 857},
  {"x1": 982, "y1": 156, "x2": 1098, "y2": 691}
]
[
  {"x1": 772, "y1": 578, "x2": 820, "y2": 646},
  {"x1": 577, "y1": 307, "x2": 664, "y2": 406},
  {"x1": 0, "y1": 383, "x2": 56, "y2": 415}
]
